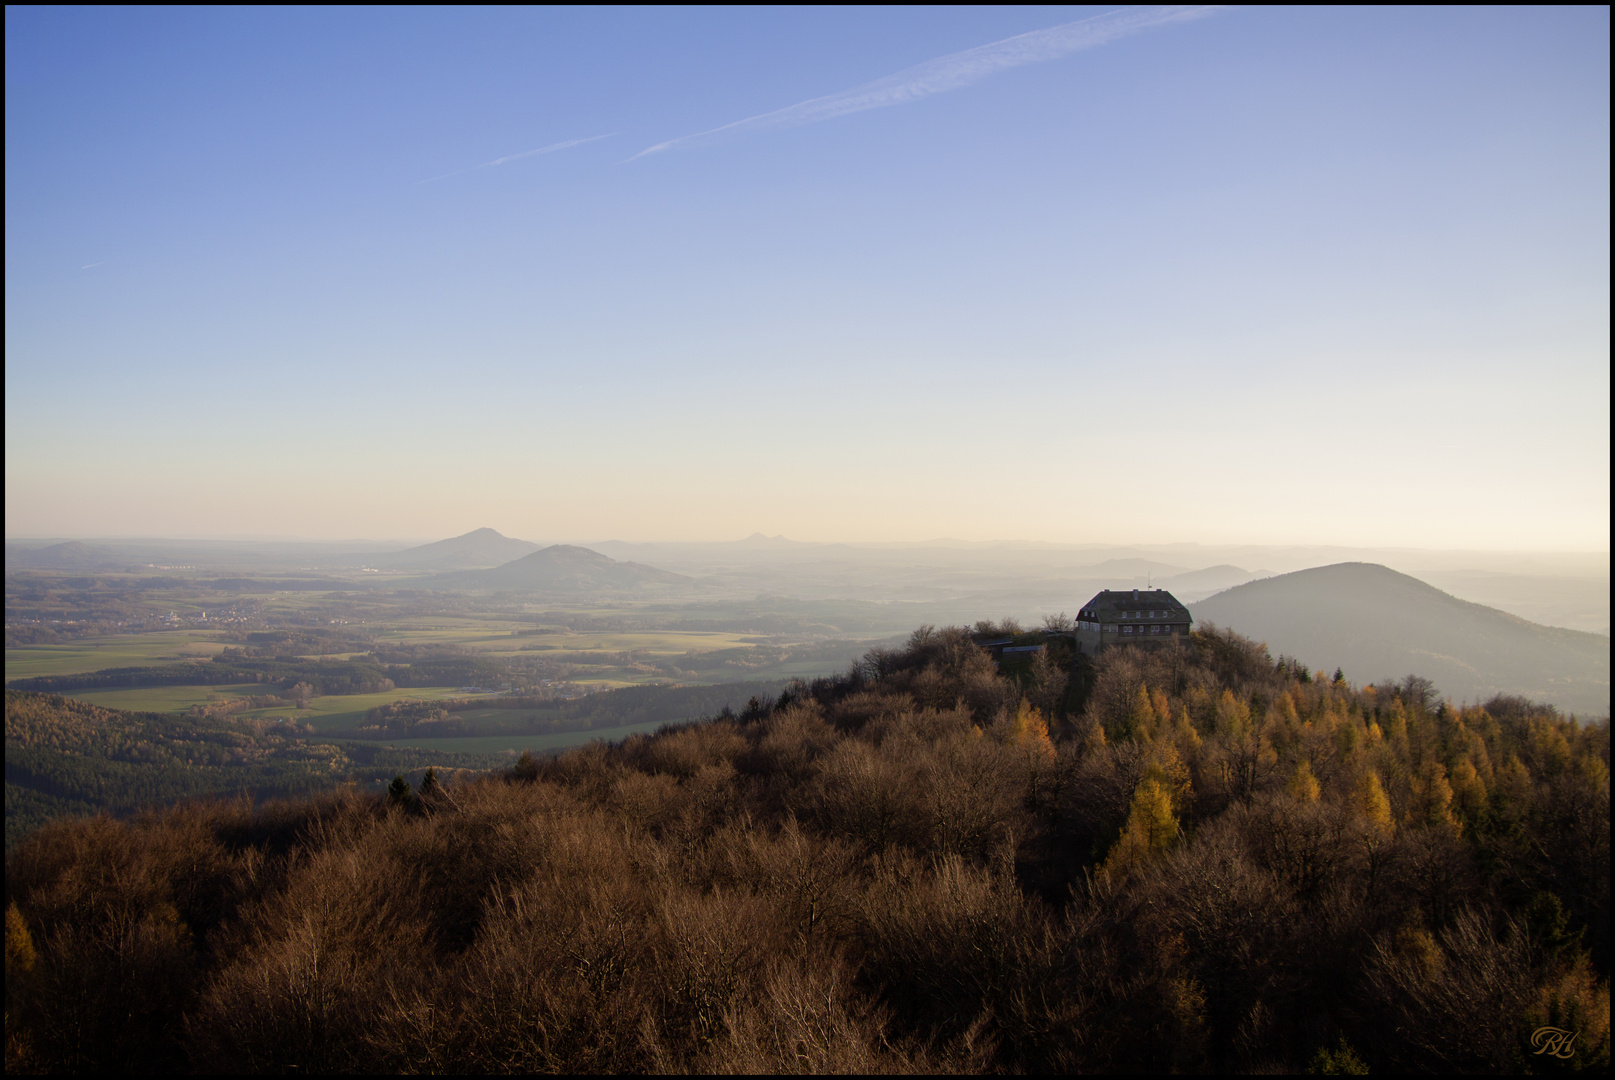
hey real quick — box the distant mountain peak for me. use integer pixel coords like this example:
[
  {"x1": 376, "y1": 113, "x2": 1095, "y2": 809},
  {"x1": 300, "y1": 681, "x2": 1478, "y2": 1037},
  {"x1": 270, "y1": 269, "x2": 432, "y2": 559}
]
[
  {"x1": 737, "y1": 532, "x2": 802, "y2": 547},
  {"x1": 526, "y1": 544, "x2": 614, "y2": 563},
  {"x1": 366, "y1": 527, "x2": 541, "y2": 571},
  {"x1": 5, "y1": 540, "x2": 123, "y2": 570},
  {"x1": 453, "y1": 543, "x2": 691, "y2": 592},
  {"x1": 1191, "y1": 562, "x2": 1609, "y2": 715}
]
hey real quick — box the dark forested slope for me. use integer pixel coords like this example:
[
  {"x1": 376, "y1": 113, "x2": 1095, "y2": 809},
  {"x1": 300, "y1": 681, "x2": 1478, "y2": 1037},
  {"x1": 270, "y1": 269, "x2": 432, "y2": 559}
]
[
  {"x1": 5, "y1": 627, "x2": 1608, "y2": 1074},
  {"x1": 1193, "y1": 562, "x2": 1610, "y2": 715},
  {"x1": 2, "y1": 692, "x2": 496, "y2": 845}
]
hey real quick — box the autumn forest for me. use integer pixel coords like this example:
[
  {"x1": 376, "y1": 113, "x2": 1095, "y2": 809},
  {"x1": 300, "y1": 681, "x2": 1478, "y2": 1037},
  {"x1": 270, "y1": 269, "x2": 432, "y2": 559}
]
[{"x1": 4, "y1": 624, "x2": 1609, "y2": 1073}]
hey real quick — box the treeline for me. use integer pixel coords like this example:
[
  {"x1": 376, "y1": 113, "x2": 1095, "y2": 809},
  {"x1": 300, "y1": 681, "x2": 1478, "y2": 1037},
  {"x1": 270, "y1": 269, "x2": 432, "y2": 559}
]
[
  {"x1": 7, "y1": 652, "x2": 518, "y2": 697},
  {"x1": 5, "y1": 627, "x2": 1609, "y2": 1073},
  {"x1": 225, "y1": 627, "x2": 379, "y2": 655},
  {"x1": 9, "y1": 657, "x2": 397, "y2": 696},
  {"x1": 198, "y1": 577, "x2": 359, "y2": 592},
  {"x1": 387, "y1": 656, "x2": 514, "y2": 688},
  {"x1": 512, "y1": 635, "x2": 895, "y2": 684},
  {"x1": 355, "y1": 681, "x2": 790, "y2": 740},
  {"x1": 2, "y1": 692, "x2": 503, "y2": 845},
  {"x1": 653, "y1": 639, "x2": 878, "y2": 679},
  {"x1": 9, "y1": 662, "x2": 279, "y2": 693},
  {"x1": 512, "y1": 598, "x2": 930, "y2": 637}
]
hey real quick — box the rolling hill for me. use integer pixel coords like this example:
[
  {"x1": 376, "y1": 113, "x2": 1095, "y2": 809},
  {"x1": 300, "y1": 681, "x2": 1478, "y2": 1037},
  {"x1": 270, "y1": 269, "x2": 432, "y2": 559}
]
[
  {"x1": 1158, "y1": 564, "x2": 1271, "y2": 602},
  {"x1": 444, "y1": 544, "x2": 693, "y2": 592},
  {"x1": 1191, "y1": 562, "x2": 1610, "y2": 716},
  {"x1": 4, "y1": 540, "x2": 127, "y2": 571},
  {"x1": 367, "y1": 527, "x2": 541, "y2": 570}
]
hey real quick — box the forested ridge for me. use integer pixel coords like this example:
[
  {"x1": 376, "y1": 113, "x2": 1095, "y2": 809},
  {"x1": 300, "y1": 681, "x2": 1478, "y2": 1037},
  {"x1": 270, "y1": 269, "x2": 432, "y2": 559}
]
[
  {"x1": 5, "y1": 626, "x2": 1609, "y2": 1073},
  {"x1": 2, "y1": 692, "x2": 494, "y2": 845},
  {"x1": 353, "y1": 681, "x2": 788, "y2": 740},
  {"x1": 8, "y1": 652, "x2": 511, "y2": 696}
]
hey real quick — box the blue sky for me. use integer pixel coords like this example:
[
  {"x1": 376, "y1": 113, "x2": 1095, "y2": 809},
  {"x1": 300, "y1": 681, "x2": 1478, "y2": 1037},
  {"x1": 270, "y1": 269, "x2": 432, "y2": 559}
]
[{"x1": 5, "y1": 6, "x2": 1609, "y2": 548}]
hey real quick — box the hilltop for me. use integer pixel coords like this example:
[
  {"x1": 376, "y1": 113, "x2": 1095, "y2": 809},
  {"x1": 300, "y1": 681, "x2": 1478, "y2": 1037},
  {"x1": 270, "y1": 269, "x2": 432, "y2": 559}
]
[
  {"x1": 1157, "y1": 564, "x2": 1270, "y2": 602},
  {"x1": 441, "y1": 544, "x2": 692, "y2": 592},
  {"x1": 4, "y1": 540, "x2": 126, "y2": 571},
  {"x1": 365, "y1": 527, "x2": 541, "y2": 570},
  {"x1": 1192, "y1": 562, "x2": 1610, "y2": 715}
]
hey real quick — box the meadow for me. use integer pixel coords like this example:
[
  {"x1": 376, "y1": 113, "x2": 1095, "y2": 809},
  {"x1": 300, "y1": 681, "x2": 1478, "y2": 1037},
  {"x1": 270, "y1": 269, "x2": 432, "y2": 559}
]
[
  {"x1": 7, "y1": 622, "x2": 809, "y2": 686},
  {"x1": 5, "y1": 602, "x2": 869, "y2": 748},
  {"x1": 1, "y1": 572, "x2": 898, "y2": 789},
  {"x1": 56, "y1": 684, "x2": 482, "y2": 732},
  {"x1": 3, "y1": 630, "x2": 231, "y2": 681}
]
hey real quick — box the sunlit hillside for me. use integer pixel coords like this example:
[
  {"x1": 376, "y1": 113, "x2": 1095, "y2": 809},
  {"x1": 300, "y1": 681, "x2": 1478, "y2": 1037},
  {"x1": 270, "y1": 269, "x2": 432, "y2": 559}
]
[
  {"x1": 1193, "y1": 563, "x2": 1610, "y2": 716},
  {"x1": 6, "y1": 626, "x2": 1609, "y2": 1073}
]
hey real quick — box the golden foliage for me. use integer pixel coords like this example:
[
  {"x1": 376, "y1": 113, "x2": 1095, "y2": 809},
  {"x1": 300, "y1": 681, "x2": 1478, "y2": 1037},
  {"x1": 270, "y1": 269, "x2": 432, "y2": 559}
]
[
  {"x1": 1005, "y1": 698, "x2": 1055, "y2": 760},
  {"x1": 1410, "y1": 760, "x2": 1457, "y2": 829},
  {"x1": 1287, "y1": 760, "x2": 1322, "y2": 803},
  {"x1": 4, "y1": 905, "x2": 34, "y2": 976},
  {"x1": 1352, "y1": 770, "x2": 1395, "y2": 835},
  {"x1": 1102, "y1": 778, "x2": 1180, "y2": 877}
]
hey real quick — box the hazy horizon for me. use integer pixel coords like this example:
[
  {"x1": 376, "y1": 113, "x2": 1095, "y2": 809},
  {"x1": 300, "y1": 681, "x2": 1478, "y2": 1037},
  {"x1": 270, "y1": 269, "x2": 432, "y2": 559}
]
[
  {"x1": 6, "y1": 7, "x2": 1609, "y2": 549},
  {"x1": 6, "y1": 526, "x2": 1608, "y2": 558}
]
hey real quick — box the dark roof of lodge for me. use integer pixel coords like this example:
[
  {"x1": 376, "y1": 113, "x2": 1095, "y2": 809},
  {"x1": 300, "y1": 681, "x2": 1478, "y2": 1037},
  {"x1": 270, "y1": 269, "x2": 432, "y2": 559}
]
[{"x1": 1079, "y1": 588, "x2": 1192, "y2": 620}]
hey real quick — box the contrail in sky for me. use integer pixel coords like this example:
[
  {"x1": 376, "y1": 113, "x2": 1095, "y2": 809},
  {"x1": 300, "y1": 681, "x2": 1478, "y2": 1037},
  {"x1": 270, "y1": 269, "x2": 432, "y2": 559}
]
[
  {"x1": 420, "y1": 133, "x2": 616, "y2": 183},
  {"x1": 79, "y1": 261, "x2": 106, "y2": 270},
  {"x1": 628, "y1": 6, "x2": 1223, "y2": 161}
]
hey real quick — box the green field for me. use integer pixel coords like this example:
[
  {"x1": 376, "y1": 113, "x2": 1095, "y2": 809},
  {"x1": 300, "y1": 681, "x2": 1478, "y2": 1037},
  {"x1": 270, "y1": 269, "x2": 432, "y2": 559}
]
[
  {"x1": 370, "y1": 622, "x2": 528, "y2": 647},
  {"x1": 7, "y1": 611, "x2": 869, "y2": 743},
  {"x1": 370, "y1": 623, "x2": 761, "y2": 663},
  {"x1": 489, "y1": 629, "x2": 755, "y2": 653},
  {"x1": 8, "y1": 621, "x2": 826, "y2": 686},
  {"x1": 58, "y1": 683, "x2": 481, "y2": 734},
  {"x1": 4, "y1": 631, "x2": 231, "y2": 680},
  {"x1": 56, "y1": 683, "x2": 265, "y2": 714},
  {"x1": 235, "y1": 686, "x2": 480, "y2": 733}
]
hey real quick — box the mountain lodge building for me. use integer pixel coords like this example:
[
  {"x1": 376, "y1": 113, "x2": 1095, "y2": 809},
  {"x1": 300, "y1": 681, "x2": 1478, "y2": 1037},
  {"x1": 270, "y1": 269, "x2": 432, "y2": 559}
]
[{"x1": 1075, "y1": 588, "x2": 1192, "y2": 654}]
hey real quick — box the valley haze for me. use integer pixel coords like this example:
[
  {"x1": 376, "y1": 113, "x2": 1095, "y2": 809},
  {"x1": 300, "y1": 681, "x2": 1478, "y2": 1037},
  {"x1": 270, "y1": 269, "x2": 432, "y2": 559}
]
[{"x1": 7, "y1": 528, "x2": 1608, "y2": 716}]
